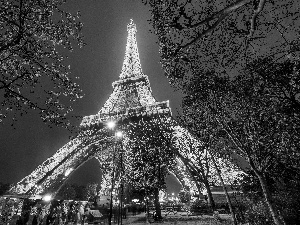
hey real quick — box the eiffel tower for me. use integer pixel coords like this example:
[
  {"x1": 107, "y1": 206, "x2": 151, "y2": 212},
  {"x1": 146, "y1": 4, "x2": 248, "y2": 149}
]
[{"x1": 10, "y1": 20, "x2": 200, "y2": 197}]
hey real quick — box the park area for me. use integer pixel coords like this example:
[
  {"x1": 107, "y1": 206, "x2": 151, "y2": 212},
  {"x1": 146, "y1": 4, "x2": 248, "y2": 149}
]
[
  {"x1": 1, "y1": 1, "x2": 300, "y2": 225},
  {"x1": 0, "y1": 198, "x2": 232, "y2": 225},
  {"x1": 0, "y1": 196, "x2": 236, "y2": 225}
]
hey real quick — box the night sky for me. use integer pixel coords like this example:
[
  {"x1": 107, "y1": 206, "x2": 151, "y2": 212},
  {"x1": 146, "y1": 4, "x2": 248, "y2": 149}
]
[{"x1": 0, "y1": 1, "x2": 182, "y2": 194}]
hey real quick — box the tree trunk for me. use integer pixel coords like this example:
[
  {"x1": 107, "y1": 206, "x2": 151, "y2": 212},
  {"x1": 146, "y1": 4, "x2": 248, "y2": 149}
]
[
  {"x1": 211, "y1": 155, "x2": 238, "y2": 225},
  {"x1": 255, "y1": 172, "x2": 286, "y2": 225},
  {"x1": 194, "y1": 180, "x2": 202, "y2": 200},
  {"x1": 145, "y1": 197, "x2": 150, "y2": 224},
  {"x1": 203, "y1": 179, "x2": 215, "y2": 211},
  {"x1": 154, "y1": 187, "x2": 162, "y2": 221},
  {"x1": 231, "y1": 189, "x2": 245, "y2": 223}
]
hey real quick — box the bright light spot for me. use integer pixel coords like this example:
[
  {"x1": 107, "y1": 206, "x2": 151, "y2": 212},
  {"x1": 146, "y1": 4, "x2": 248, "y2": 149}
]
[
  {"x1": 43, "y1": 194, "x2": 52, "y2": 202},
  {"x1": 115, "y1": 131, "x2": 122, "y2": 138},
  {"x1": 64, "y1": 168, "x2": 74, "y2": 177},
  {"x1": 107, "y1": 121, "x2": 116, "y2": 129}
]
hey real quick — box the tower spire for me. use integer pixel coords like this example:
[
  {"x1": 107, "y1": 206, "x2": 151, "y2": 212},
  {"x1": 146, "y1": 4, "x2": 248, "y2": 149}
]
[{"x1": 120, "y1": 19, "x2": 143, "y2": 79}]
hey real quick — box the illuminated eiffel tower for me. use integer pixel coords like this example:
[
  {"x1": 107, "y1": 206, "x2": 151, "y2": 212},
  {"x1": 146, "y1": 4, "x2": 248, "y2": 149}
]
[{"x1": 10, "y1": 20, "x2": 201, "y2": 197}]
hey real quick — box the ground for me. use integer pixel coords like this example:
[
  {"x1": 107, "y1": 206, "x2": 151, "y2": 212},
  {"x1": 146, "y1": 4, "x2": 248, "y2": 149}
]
[{"x1": 116, "y1": 209, "x2": 233, "y2": 224}]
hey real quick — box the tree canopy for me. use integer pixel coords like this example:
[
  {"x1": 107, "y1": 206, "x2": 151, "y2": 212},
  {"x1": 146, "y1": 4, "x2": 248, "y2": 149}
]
[
  {"x1": 0, "y1": 0, "x2": 84, "y2": 127},
  {"x1": 123, "y1": 116, "x2": 175, "y2": 193},
  {"x1": 147, "y1": 1, "x2": 300, "y2": 224},
  {"x1": 179, "y1": 58, "x2": 300, "y2": 224},
  {"x1": 148, "y1": 0, "x2": 300, "y2": 86},
  {"x1": 122, "y1": 116, "x2": 175, "y2": 220}
]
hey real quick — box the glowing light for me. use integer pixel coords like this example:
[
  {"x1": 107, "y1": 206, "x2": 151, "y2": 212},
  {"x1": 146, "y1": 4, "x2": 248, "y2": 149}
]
[
  {"x1": 42, "y1": 194, "x2": 52, "y2": 202},
  {"x1": 115, "y1": 131, "x2": 122, "y2": 138},
  {"x1": 120, "y1": 19, "x2": 142, "y2": 79},
  {"x1": 107, "y1": 121, "x2": 116, "y2": 129}
]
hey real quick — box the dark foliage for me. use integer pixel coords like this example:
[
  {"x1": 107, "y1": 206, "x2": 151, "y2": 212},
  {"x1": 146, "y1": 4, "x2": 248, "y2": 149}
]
[
  {"x1": 147, "y1": 0, "x2": 300, "y2": 88},
  {"x1": 239, "y1": 168, "x2": 300, "y2": 224}
]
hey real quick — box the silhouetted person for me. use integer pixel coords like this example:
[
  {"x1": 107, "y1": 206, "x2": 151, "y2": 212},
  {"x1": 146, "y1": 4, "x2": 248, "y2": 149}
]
[
  {"x1": 23, "y1": 211, "x2": 30, "y2": 225},
  {"x1": 122, "y1": 206, "x2": 126, "y2": 219},
  {"x1": 37, "y1": 211, "x2": 44, "y2": 225},
  {"x1": 16, "y1": 216, "x2": 23, "y2": 225},
  {"x1": 132, "y1": 205, "x2": 136, "y2": 216},
  {"x1": 32, "y1": 215, "x2": 38, "y2": 225}
]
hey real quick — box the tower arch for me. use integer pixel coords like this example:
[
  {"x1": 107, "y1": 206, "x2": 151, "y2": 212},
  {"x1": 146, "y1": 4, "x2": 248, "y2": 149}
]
[{"x1": 10, "y1": 20, "x2": 201, "y2": 198}]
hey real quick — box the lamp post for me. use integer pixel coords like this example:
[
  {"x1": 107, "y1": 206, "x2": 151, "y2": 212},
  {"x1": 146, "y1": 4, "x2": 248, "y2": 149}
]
[
  {"x1": 116, "y1": 131, "x2": 123, "y2": 225},
  {"x1": 107, "y1": 121, "x2": 116, "y2": 225},
  {"x1": 42, "y1": 194, "x2": 52, "y2": 202},
  {"x1": 107, "y1": 120, "x2": 124, "y2": 225},
  {"x1": 107, "y1": 121, "x2": 116, "y2": 129}
]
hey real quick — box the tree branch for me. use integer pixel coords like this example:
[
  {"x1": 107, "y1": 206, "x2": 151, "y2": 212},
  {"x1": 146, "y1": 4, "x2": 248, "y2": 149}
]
[
  {"x1": 6, "y1": 87, "x2": 46, "y2": 111},
  {"x1": 0, "y1": 71, "x2": 31, "y2": 90},
  {"x1": 0, "y1": 0, "x2": 25, "y2": 52},
  {"x1": 172, "y1": 0, "x2": 252, "y2": 56},
  {"x1": 248, "y1": 0, "x2": 267, "y2": 37},
  {"x1": 185, "y1": 0, "x2": 252, "y2": 30},
  {"x1": 174, "y1": 14, "x2": 227, "y2": 56}
]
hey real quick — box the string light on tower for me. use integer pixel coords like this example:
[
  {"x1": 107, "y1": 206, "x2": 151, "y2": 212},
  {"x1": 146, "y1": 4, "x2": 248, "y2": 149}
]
[
  {"x1": 120, "y1": 19, "x2": 143, "y2": 79},
  {"x1": 9, "y1": 20, "x2": 201, "y2": 200},
  {"x1": 64, "y1": 168, "x2": 74, "y2": 177}
]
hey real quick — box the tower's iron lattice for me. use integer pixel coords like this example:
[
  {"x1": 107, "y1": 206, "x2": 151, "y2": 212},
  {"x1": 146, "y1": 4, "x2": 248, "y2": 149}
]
[{"x1": 10, "y1": 20, "x2": 203, "y2": 197}]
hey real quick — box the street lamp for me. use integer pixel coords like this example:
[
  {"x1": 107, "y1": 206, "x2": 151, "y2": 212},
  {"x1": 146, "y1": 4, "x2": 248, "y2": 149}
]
[
  {"x1": 106, "y1": 119, "x2": 125, "y2": 225},
  {"x1": 116, "y1": 130, "x2": 124, "y2": 225},
  {"x1": 107, "y1": 120, "x2": 116, "y2": 225},
  {"x1": 107, "y1": 121, "x2": 125, "y2": 225},
  {"x1": 42, "y1": 194, "x2": 52, "y2": 202},
  {"x1": 107, "y1": 121, "x2": 116, "y2": 129}
]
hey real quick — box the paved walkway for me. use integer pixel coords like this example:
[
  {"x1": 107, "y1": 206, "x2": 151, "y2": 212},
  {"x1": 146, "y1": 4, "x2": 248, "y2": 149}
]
[{"x1": 112, "y1": 212, "x2": 233, "y2": 225}]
